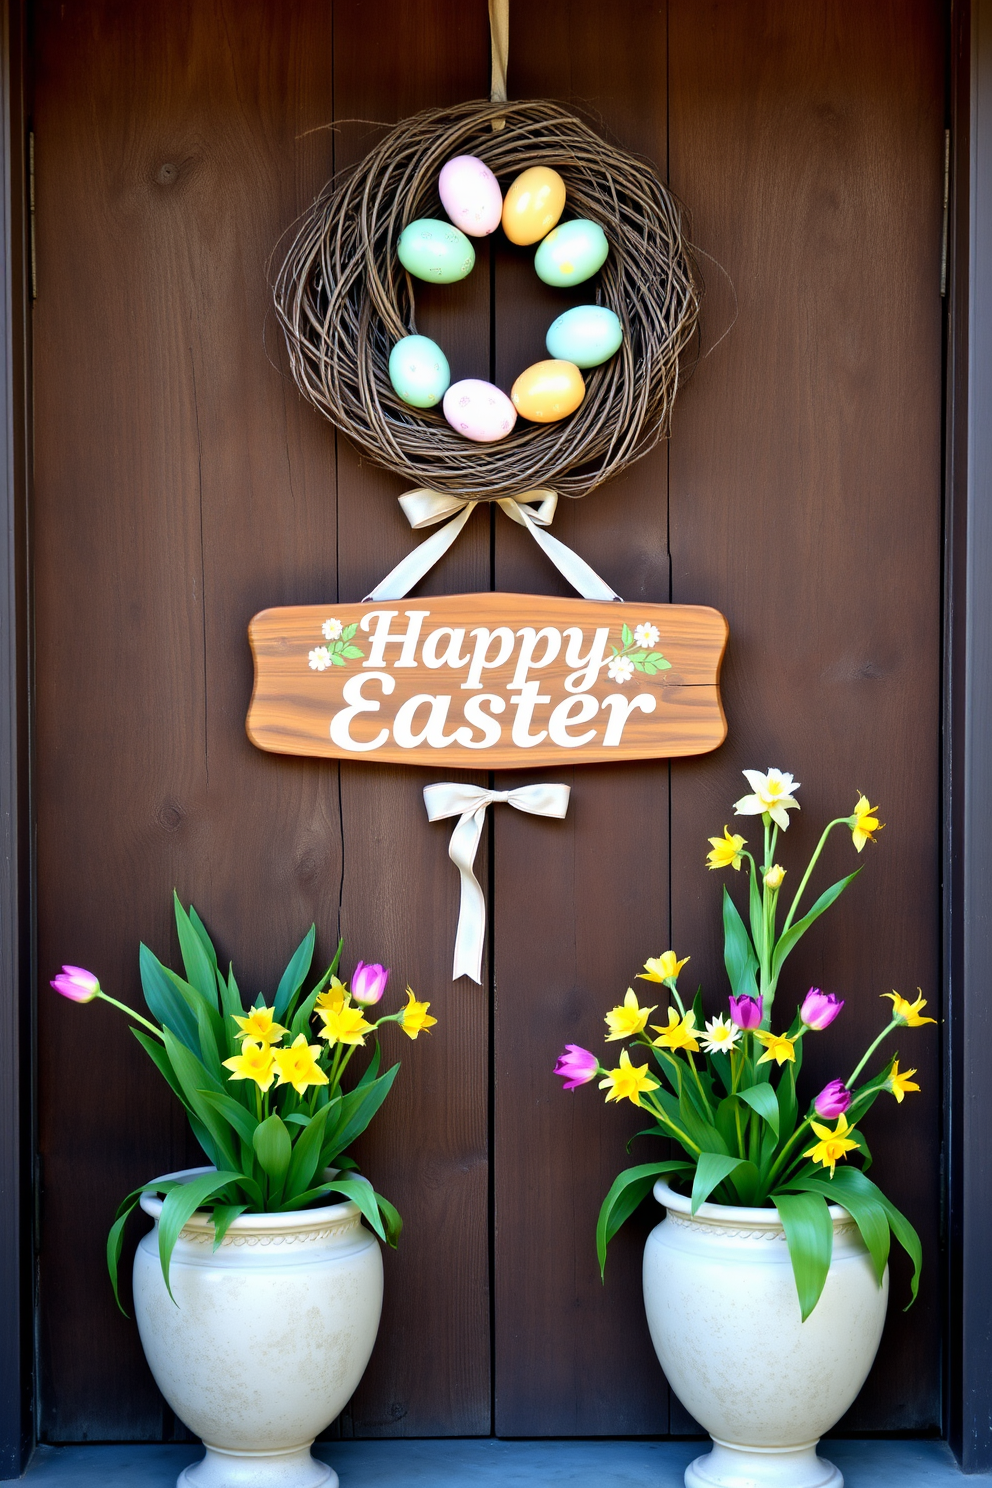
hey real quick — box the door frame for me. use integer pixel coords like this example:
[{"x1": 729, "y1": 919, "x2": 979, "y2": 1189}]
[{"x1": 1, "y1": 0, "x2": 991, "y2": 1474}]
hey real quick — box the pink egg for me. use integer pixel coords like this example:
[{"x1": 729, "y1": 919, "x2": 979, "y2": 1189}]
[
  {"x1": 442, "y1": 379, "x2": 517, "y2": 443},
  {"x1": 438, "y1": 156, "x2": 503, "y2": 237}
]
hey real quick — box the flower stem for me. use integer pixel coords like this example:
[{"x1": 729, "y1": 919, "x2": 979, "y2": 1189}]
[
  {"x1": 780, "y1": 818, "x2": 849, "y2": 936},
  {"x1": 846, "y1": 1020, "x2": 899, "y2": 1088},
  {"x1": 764, "y1": 1116, "x2": 814, "y2": 1191},
  {"x1": 96, "y1": 991, "x2": 163, "y2": 1039},
  {"x1": 643, "y1": 1096, "x2": 701, "y2": 1156}
]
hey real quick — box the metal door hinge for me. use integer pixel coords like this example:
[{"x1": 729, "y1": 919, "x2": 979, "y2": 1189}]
[{"x1": 941, "y1": 127, "x2": 950, "y2": 298}]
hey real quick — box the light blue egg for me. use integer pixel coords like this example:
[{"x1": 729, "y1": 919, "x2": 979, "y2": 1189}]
[
  {"x1": 388, "y1": 335, "x2": 451, "y2": 409},
  {"x1": 545, "y1": 305, "x2": 623, "y2": 368},
  {"x1": 397, "y1": 218, "x2": 476, "y2": 284},
  {"x1": 534, "y1": 219, "x2": 610, "y2": 287}
]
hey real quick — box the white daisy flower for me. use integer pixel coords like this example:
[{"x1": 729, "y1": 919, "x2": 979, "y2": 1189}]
[
  {"x1": 607, "y1": 655, "x2": 636, "y2": 684},
  {"x1": 700, "y1": 1014, "x2": 741, "y2": 1056},
  {"x1": 322, "y1": 618, "x2": 344, "y2": 641},
  {"x1": 308, "y1": 646, "x2": 332, "y2": 671},
  {"x1": 734, "y1": 768, "x2": 801, "y2": 831},
  {"x1": 634, "y1": 622, "x2": 660, "y2": 649}
]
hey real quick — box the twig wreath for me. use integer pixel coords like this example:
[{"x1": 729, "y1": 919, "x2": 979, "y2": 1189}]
[{"x1": 274, "y1": 98, "x2": 699, "y2": 503}]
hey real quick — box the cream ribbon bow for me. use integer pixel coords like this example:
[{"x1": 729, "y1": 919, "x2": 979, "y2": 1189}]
[
  {"x1": 363, "y1": 490, "x2": 621, "y2": 603},
  {"x1": 424, "y1": 781, "x2": 571, "y2": 983}
]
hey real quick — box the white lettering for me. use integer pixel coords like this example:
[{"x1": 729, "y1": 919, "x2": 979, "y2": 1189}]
[
  {"x1": 393, "y1": 693, "x2": 460, "y2": 749},
  {"x1": 509, "y1": 681, "x2": 550, "y2": 747},
  {"x1": 422, "y1": 626, "x2": 470, "y2": 670},
  {"x1": 509, "y1": 627, "x2": 562, "y2": 690},
  {"x1": 361, "y1": 609, "x2": 430, "y2": 668},
  {"x1": 563, "y1": 626, "x2": 611, "y2": 693},
  {"x1": 329, "y1": 672, "x2": 395, "y2": 752},
  {"x1": 548, "y1": 693, "x2": 599, "y2": 748},
  {"x1": 457, "y1": 693, "x2": 505, "y2": 749},
  {"x1": 601, "y1": 691, "x2": 656, "y2": 746},
  {"x1": 462, "y1": 626, "x2": 516, "y2": 690}
]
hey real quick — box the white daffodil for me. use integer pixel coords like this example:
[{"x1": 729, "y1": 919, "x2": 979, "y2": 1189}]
[
  {"x1": 308, "y1": 646, "x2": 332, "y2": 671},
  {"x1": 322, "y1": 618, "x2": 344, "y2": 641},
  {"x1": 700, "y1": 1014, "x2": 741, "y2": 1056},
  {"x1": 634, "y1": 622, "x2": 660, "y2": 649},
  {"x1": 607, "y1": 655, "x2": 636, "y2": 684},
  {"x1": 734, "y1": 768, "x2": 801, "y2": 830}
]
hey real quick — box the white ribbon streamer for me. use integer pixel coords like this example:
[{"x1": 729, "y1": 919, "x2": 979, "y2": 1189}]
[
  {"x1": 424, "y1": 781, "x2": 571, "y2": 983},
  {"x1": 489, "y1": 0, "x2": 509, "y2": 130},
  {"x1": 363, "y1": 490, "x2": 621, "y2": 603}
]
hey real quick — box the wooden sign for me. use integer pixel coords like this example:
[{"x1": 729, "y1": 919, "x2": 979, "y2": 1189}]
[{"x1": 246, "y1": 595, "x2": 728, "y2": 770}]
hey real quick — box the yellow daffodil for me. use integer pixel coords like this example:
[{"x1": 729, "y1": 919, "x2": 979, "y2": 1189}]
[
  {"x1": 699, "y1": 1013, "x2": 741, "y2": 1055},
  {"x1": 651, "y1": 1009, "x2": 701, "y2": 1053},
  {"x1": 850, "y1": 794, "x2": 883, "y2": 852},
  {"x1": 755, "y1": 1030, "x2": 797, "y2": 1066},
  {"x1": 803, "y1": 1112, "x2": 860, "y2": 1177},
  {"x1": 763, "y1": 864, "x2": 786, "y2": 889},
  {"x1": 605, "y1": 988, "x2": 655, "y2": 1041},
  {"x1": 222, "y1": 1039, "x2": 276, "y2": 1091},
  {"x1": 707, "y1": 827, "x2": 746, "y2": 871},
  {"x1": 399, "y1": 987, "x2": 437, "y2": 1039},
  {"x1": 887, "y1": 1059, "x2": 920, "y2": 1104},
  {"x1": 638, "y1": 951, "x2": 690, "y2": 984},
  {"x1": 272, "y1": 1034, "x2": 329, "y2": 1095},
  {"x1": 315, "y1": 976, "x2": 348, "y2": 1015},
  {"x1": 317, "y1": 1003, "x2": 374, "y2": 1047},
  {"x1": 882, "y1": 990, "x2": 937, "y2": 1027},
  {"x1": 599, "y1": 1049, "x2": 659, "y2": 1107},
  {"x1": 232, "y1": 1006, "x2": 287, "y2": 1045}
]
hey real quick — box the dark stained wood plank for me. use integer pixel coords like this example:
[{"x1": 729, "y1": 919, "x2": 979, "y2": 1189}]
[
  {"x1": 492, "y1": 0, "x2": 675, "y2": 1437},
  {"x1": 667, "y1": 0, "x2": 945, "y2": 1433},
  {"x1": 330, "y1": 0, "x2": 492, "y2": 1437}
]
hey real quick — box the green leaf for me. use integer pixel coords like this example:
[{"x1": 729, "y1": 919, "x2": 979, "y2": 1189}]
[
  {"x1": 621, "y1": 623, "x2": 633, "y2": 646},
  {"x1": 372, "y1": 1190, "x2": 403, "y2": 1247},
  {"x1": 253, "y1": 1114, "x2": 292, "y2": 1198},
  {"x1": 773, "y1": 1190, "x2": 834, "y2": 1321},
  {"x1": 274, "y1": 926, "x2": 316, "y2": 1021},
  {"x1": 139, "y1": 943, "x2": 199, "y2": 1052},
  {"x1": 161, "y1": 1027, "x2": 238, "y2": 1172},
  {"x1": 691, "y1": 1152, "x2": 753, "y2": 1213},
  {"x1": 130, "y1": 1027, "x2": 187, "y2": 1107},
  {"x1": 341, "y1": 645, "x2": 364, "y2": 659},
  {"x1": 772, "y1": 871, "x2": 861, "y2": 980},
  {"x1": 877, "y1": 1192, "x2": 923, "y2": 1307},
  {"x1": 106, "y1": 1179, "x2": 182, "y2": 1314},
  {"x1": 330, "y1": 653, "x2": 345, "y2": 665},
  {"x1": 290, "y1": 984, "x2": 323, "y2": 1040},
  {"x1": 283, "y1": 1104, "x2": 331, "y2": 1204},
  {"x1": 595, "y1": 1161, "x2": 693, "y2": 1277},
  {"x1": 785, "y1": 1168, "x2": 890, "y2": 1285},
  {"x1": 777, "y1": 1064, "x2": 798, "y2": 1143},
  {"x1": 158, "y1": 1170, "x2": 243, "y2": 1300},
  {"x1": 198, "y1": 1088, "x2": 260, "y2": 1148},
  {"x1": 191, "y1": 997, "x2": 223, "y2": 1083},
  {"x1": 341, "y1": 623, "x2": 358, "y2": 641},
  {"x1": 738, "y1": 1082, "x2": 780, "y2": 1138},
  {"x1": 189, "y1": 905, "x2": 219, "y2": 978},
  {"x1": 647, "y1": 652, "x2": 671, "y2": 670},
  {"x1": 323, "y1": 1065, "x2": 399, "y2": 1161},
  {"x1": 210, "y1": 1204, "x2": 248, "y2": 1251},
  {"x1": 722, "y1": 885, "x2": 760, "y2": 1002},
  {"x1": 218, "y1": 966, "x2": 244, "y2": 1059},
  {"x1": 312, "y1": 1177, "x2": 386, "y2": 1240},
  {"x1": 174, "y1": 893, "x2": 220, "y2": 1012},
  {"x1": 677, "y1": 1082, "x2": 729, "y2": 1157}
]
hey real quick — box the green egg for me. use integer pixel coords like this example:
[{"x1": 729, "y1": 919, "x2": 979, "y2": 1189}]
[
  {"x1": 397, "y1": 218, "x2": 476, "y2": 284},
  {"x1": 534, "y1": 219, "x2": 610, "y2": 287},
  {"x1": 388, "y1": 335, "x2": 451, "y2": 409},
  {"x1": 545, "y1": 305, "x2": 623, "y2": 367}
]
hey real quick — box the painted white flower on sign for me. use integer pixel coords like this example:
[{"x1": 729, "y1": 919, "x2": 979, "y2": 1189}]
[
  {"x1": 308, "y1": 646, "x2": 332, "y2": 672},
  {"x1": 607, "y1": 655, "x2": 636, "y2": 684},
  {"x1": 634, "y1": 622, "x2": 660, "y2": 649},
  {"x1": 322, "y1": 618, "x2": 344, "y2": 641}
]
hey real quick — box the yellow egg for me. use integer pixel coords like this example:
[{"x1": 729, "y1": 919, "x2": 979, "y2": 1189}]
[
  {"x1": 510, "y1": 359, "x2": 585, "y2": 423},
  {"x1": 501, "y1": 167, "x2": 566, "y2": 245}
]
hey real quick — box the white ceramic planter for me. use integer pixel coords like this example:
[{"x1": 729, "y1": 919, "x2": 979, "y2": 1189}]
[
  {"x1": 133, "y1": 1167, "x2": 383, "y2": 1488},
  {"x1": 643, "y1": 1180, "x2": 888, "y2": 1488}
]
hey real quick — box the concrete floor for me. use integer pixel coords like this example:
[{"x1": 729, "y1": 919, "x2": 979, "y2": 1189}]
[{"x1": 17, "y1": 1438, "x2": 990, "y2": 1486}]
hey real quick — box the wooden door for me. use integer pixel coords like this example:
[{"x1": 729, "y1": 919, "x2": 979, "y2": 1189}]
[{"x1": 32, "y1": 0, "x2": 944, "y2": 1442}]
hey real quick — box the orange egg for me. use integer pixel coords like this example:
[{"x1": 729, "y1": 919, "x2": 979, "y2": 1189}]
[
  {"x1": 510, "y1": 360, "x2": 586, "y2": 423},
  {"x1": 501, "y1": 167, "x2": 566, "y2": 245}
]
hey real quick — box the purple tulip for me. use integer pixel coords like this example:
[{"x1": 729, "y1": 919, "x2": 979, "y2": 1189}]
[
  {"x1": 814, "y1": 1079, "x2": 852, "y2": 1119},
  {"x1": 800, "y1": 988, "x2": 844, "y2": 1030},
  {"x1": 554, "y1": 1044, "x2": 598, "y2": 1091},
  {"x1": 351, "y1": 961, "x2": 389, "y2": 1006},
  {"x1": 50, "y1": 965, "x2": 100, "y2": 1004},
  {"x1": 728, "y1": 993, "x2": 763, "y2": 1030}
]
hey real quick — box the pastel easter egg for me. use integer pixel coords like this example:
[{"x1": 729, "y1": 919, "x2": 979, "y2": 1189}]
[
  {"x1": 388, "y1": 335, "x2": 451, "y2": 409},
  {"x1": 534, "y1": 219, "x2": 609, "y2": 287},
  {"x1": 510, "y1": 360, "x2": 586, "y2": 424},
  {"x1": 438, "y1": 155, "x2": 503, "y2": 237},
  {"x1": 397, "y1": 219, "x2": 476, "y2": 283},
  {"x1": 545, "y1": 305, "x2": 623, "y2": 368},
  {"x1": 501, "y1": 166, "x2": 566, "y2": 245},
  {"x1": 442, "y1": 379, "x2": 517, "y2": 443}
]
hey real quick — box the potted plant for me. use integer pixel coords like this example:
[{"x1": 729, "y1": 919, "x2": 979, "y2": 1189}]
[
  {"x1": 51, "y1": 893, "x2": 438, "y2": 1488},
  {"x1": 554, "y1": 769, "x2": 931, "y2": 1488}
]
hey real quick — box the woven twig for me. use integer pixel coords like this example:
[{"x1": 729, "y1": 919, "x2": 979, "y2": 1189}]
[{"x1": 273, "y1": 98, "x2": 699, "y2": 501}]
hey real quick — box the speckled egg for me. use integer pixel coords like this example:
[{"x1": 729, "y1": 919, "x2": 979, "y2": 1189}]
[
  {"x1": 397, "y1": 219, "x2": 476, "y2": 283},
  {"x1": 510, "y1": 360, "x2": 586, "y2": 423},
  {"x1": 534, "y1": 219, "x2": 609, "y2": 287},
  {"x1": 545, "y1": 305, "x2": 623, "y2": 368},
  {"x1": 442, "y1": 379, "x2": 517, "y2": 442},
  {"x1": 438, "y1": 156, "x2": 503, "y2": 237},
  {"x1": 388, "y1": 335, "x2": 451, "y2": 409},
  {"x1": 501, "y1": 166, "x2": 566, "y2": 245}
]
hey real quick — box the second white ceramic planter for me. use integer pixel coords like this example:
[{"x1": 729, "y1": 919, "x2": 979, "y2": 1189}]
[
  {"x1": 133, "y1": 1168, "x2": 383, "y2": 1488},
  {"x1": 643, "y1": 1180, "x2": 888, "y2": 1488}
]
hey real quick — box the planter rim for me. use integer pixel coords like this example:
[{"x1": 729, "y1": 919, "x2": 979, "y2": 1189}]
[
  {"x1": 653, "y1": 1177, "x2": 850, "y2": 1227},
  {"x1": 138, "y1": 1164, "x2": 363, "y2": 1237}
]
